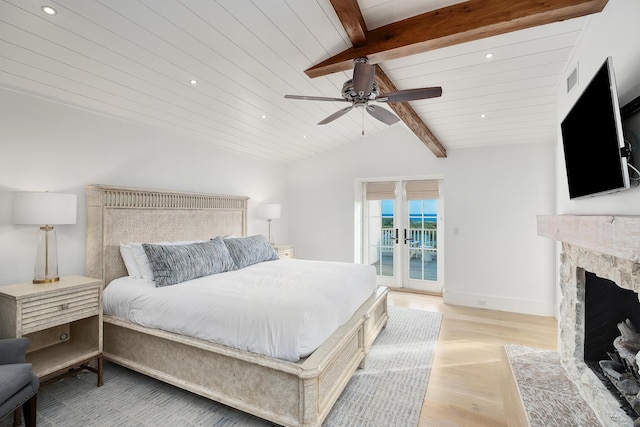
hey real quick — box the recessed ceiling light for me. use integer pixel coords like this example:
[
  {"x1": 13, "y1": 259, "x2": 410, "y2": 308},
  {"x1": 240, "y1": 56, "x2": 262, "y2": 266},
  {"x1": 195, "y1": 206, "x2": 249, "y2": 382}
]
[
  {"x1": 261, "y1": 114, "x2": 267, "y2": 119},
  {"x1": 480, "y1": 114, "x2": 487, "y2": 118},
  {"x1": 303, "y1": 135, "x2": 308, "y2": 139},
  {"x1": 41, "y1": 5, "x2": 57, "y2": 15},
  {"x1": 485, "y1": 53, "x2": 494, "y2": 59},
  {"x1": 189, "y1": 79, "x2": 198, "y2": 85}
]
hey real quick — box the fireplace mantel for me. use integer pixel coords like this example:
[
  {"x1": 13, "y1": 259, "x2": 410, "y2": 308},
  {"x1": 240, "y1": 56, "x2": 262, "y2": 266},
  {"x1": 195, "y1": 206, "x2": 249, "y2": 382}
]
[{"x1": 537, "y1": 215, "x2": 640, "y2": 262}]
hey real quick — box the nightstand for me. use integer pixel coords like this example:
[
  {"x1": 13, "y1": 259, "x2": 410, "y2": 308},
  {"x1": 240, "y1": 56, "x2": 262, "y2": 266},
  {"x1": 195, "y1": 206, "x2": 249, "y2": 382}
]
[
  {"x1": 0, "y1": 275, "x2": 104, "y2": 386},
  {"x1": 274, "y1": 244, "x2": 295, "y2": 259}
]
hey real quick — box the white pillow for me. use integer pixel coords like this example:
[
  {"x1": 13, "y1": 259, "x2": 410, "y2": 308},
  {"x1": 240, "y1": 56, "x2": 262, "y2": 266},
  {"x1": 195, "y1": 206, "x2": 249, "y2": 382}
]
[
  {"x1": 119, "y1": 243, "x2": 142, "y2": 278},
  {"x1": 128, "y1": 240, "x2": 205, "y2": 281}
]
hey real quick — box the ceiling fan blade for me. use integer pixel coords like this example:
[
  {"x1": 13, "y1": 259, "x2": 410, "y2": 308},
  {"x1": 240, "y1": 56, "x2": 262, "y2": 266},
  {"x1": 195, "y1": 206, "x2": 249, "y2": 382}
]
[
  {"x1": 285, "y1": 94, "x2": 348, "y2": 102},
  {"x1": 377, "y1": 87, "x2": 442, "y2": 103},
  {"x1": 366, "y1": 105, "x2": 400, "y2": 125},
  {"x1": 353, "y1": 59, "x2": 375, "y2": 97},
  {"x1": 318, "y1": 105, "x2": 354, "y2": 125}
]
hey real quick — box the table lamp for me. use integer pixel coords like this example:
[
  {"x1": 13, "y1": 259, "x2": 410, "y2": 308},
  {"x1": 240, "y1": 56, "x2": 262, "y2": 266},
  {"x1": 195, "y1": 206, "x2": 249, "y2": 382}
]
[
  {"x1": 262, "y1": 203, "x2": 281, "y2": 245},
  {"x1": 12, "y1": 191, "x2": 77, "y2": 284}
]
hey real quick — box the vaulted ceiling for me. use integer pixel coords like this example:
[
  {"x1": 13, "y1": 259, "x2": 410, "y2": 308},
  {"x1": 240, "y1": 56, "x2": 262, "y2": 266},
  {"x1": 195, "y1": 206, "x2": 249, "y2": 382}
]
[{"x1": 0, "y1": 0, "x2": 607, "y2": 163}]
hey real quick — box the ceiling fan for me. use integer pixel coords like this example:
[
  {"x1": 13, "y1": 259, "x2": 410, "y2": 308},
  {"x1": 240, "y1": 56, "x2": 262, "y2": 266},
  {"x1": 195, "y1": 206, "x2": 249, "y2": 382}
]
[{"x1": 284, "y1": 58, "x2": 442, "y2": 126}]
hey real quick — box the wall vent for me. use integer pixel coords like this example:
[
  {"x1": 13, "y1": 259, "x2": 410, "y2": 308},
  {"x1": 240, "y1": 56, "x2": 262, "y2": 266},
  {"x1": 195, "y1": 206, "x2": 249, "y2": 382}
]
[{"x1": 567, "y1": 65, "x2": 578, "y2": 93}]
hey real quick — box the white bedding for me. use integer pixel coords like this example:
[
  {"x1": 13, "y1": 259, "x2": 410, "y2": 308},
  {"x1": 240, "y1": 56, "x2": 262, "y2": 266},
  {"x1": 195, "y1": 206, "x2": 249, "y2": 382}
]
[{"x1": 103, "y1": 258, "x2": 377, "y2": 362}]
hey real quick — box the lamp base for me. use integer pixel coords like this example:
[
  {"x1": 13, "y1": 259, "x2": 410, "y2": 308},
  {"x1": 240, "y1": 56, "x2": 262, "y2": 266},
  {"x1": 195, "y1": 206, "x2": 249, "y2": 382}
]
[
  {"x1": 33, "y1": 226, "x2": 60, "y2": 284},
  {"x1": 33, "y1": 277, "x2": 60, "y2": 284}
]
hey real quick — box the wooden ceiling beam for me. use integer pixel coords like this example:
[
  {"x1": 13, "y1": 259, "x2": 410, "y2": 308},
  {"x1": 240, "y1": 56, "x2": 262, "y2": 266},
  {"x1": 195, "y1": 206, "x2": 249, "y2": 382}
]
[
  {"x1": 307, "y1": 0, "x2": 609, "y2": 78},
  {"x1": 375, "y1": 65, "x2": 446, "y2": 157},
  {"x1": 329, "y1": 0, "x2": 368, "y2": 46}
]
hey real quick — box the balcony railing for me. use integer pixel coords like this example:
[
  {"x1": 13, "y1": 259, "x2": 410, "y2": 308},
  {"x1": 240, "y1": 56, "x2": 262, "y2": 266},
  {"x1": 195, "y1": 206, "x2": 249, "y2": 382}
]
[
  {"x1": 370, "y1": 228, "x2": 438, "y2": 281},
  {"x1": 381, "y1": 228, "x2": 436, "y2": 251}
]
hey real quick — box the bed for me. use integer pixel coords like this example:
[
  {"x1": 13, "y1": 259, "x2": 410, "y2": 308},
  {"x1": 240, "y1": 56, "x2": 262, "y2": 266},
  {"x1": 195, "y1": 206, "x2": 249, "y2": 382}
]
[{"x1": 85, "y1": 184, "x2": 388, "y2": 427}]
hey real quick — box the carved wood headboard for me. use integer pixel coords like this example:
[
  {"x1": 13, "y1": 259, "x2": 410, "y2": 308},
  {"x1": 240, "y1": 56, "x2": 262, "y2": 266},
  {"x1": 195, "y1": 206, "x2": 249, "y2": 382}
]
[{"x1": 85, "y1": 184, "x2": 248, "y2": 286}]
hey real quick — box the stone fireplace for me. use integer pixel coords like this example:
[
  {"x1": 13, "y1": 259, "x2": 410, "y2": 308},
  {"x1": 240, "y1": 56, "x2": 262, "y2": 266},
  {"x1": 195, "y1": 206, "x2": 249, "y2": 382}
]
[{"x1": 538, "y1": 215, "x2": 640, "y2": 427}]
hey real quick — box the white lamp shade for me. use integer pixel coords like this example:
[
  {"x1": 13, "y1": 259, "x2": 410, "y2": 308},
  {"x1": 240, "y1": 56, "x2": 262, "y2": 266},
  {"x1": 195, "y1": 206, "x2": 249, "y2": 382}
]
[
  {"x1": 12, "y1": 192, "x2": 77, "y2": 225},
  {"x1": 262, "y1": 203, "x2": 281, "y2": 220}
]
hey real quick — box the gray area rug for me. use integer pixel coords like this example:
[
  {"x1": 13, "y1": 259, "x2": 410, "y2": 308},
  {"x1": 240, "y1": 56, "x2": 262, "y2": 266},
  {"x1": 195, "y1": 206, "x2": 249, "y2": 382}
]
[
  {"x1": 1, "y1": 306, "x2": 441, "y2": 427},
  {"x1": 505, "y1": 344, "x2": 602, "y2": 427}
]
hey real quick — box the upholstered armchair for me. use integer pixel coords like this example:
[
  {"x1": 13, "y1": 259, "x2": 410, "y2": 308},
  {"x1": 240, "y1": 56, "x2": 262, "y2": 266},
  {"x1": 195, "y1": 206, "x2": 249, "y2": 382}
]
[{"x1": 0, "y1": 338, "x2": 38, "y2": 427}]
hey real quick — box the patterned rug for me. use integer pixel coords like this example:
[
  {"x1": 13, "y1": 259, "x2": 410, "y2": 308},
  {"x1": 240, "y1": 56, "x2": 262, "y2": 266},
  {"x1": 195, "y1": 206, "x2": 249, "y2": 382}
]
[{"x1": 2, "y1": 306, "x2": 441, "y2": 427}]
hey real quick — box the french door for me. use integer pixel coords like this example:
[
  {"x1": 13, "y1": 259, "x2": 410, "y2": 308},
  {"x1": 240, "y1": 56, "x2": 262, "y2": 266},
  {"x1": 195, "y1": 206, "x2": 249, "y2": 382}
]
[{"x1": 364, "y1": 180, "x2": 443, "y2": 294}]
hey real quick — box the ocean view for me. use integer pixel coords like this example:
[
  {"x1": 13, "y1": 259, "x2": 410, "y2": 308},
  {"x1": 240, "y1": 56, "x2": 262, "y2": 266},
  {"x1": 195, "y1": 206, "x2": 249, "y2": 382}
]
[
  {"x1": 381, "y1": 200, "x2": 437, "y2": 222},
  {"x1": 381, "y1": 213, "x2": 437, "y2": 227}
]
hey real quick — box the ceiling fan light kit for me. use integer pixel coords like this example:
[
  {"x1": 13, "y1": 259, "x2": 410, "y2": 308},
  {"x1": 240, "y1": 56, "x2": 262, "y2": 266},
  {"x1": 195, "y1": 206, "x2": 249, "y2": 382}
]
[{"x1": 285, "y1": 58, "x2": 442, "y2": 126}]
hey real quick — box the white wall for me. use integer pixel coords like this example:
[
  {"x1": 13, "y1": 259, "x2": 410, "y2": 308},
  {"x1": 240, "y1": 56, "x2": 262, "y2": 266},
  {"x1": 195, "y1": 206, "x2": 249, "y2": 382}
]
[
  {"x1": 288, "y1": 125, "x2": 557, "y2": 316},
  {"x1": 0, "y1": 88, "x2": 288, "y2": 285},
  {"x1": 556, "y1": 0, "x2": 640, "y2": 213}
]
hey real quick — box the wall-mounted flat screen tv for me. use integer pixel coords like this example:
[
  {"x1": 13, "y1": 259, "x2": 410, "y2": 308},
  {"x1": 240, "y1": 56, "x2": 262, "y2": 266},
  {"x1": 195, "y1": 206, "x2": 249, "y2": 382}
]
[{"x1": 560, "y1": 57, "x2": 630, "y2": 199}]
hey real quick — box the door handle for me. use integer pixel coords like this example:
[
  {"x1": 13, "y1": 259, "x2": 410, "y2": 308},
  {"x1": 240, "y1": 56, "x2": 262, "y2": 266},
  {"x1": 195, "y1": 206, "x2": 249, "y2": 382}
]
[
  {"x1": 393, "y1": 228, "x2": 399, "y2": 244},
  {"x1": 403, "y1": 228, "x2": 412, "y2": 244}
]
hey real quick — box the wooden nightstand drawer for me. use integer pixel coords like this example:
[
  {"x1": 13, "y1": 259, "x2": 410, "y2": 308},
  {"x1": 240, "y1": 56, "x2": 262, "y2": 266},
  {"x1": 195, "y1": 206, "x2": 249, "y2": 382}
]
[
  {"x1": 278, "y1": 248, "x2": 294, "y2": 259},
  {"x1": 274, "y1": 244, "x2": 295, "y2": 259},
  {"x1": 21, "y1": 287, "x2": 100, "y2": 334}
]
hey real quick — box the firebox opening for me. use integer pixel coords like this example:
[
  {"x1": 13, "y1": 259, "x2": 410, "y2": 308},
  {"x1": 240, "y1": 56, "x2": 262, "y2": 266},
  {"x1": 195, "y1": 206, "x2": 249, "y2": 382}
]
[
  {"x1": 584, "y1": 270, "x2": 640, "y2": 420},
  {"x1": 584, "y1": 271, "x2": 640, "y2": 362}
]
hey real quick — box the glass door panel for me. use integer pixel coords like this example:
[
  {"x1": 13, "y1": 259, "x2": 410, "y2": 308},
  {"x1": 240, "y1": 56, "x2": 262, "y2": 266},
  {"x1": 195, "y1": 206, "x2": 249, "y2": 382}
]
[
  {"x1": 408, "y1": 199, "x2": 437, "y2": 281},
  {"x1": 366, "y1": 199, "x2": 397, "y2": 286},
  {"x1": 405, "y1": 197, "x2": 442, "y2": 293}
]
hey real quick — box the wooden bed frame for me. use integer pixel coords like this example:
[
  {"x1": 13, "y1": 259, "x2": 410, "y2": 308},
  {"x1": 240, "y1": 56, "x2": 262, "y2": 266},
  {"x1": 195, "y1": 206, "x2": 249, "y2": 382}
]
[{"x1": 85, "y1": 184, "x2": 388, "y2": 427}]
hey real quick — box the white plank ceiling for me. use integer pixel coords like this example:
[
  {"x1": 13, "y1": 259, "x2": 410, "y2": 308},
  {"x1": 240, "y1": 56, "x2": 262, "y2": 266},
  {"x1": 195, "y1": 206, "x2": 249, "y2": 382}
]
[{"x1": 0, "y1": 0, "x2": 588, "y2": 163}]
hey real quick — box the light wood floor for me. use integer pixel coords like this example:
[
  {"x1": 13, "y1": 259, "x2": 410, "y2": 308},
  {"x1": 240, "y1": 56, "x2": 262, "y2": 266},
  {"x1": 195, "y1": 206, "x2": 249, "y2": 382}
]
[{"x1": 388, "y1": 290, "x2": 558, "y2": 427}]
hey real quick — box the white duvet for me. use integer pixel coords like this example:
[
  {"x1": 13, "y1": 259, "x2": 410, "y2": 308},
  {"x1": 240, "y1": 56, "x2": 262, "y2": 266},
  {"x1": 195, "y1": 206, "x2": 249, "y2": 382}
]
[{"x1": 103, "y1": 258, "x2": 377, "y2": 362}]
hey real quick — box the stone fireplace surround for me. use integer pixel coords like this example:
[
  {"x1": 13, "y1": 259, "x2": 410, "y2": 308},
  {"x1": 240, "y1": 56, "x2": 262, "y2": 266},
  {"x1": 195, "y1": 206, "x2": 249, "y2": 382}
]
[{"x1": 538, "y1": 215, "x2": 640, "y2": 427}]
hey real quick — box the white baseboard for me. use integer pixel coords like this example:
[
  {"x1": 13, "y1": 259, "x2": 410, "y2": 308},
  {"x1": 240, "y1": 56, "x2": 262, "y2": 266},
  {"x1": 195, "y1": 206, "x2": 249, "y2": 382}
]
[{"x1": 442, "y1": 289, "x2": 556, "y2": 317}]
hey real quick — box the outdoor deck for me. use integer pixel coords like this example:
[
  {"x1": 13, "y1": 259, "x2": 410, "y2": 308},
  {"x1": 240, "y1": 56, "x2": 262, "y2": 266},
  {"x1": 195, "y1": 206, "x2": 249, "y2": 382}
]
[{"x1": 371, "y1": 252, "x2": 437, "y2": 282}]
